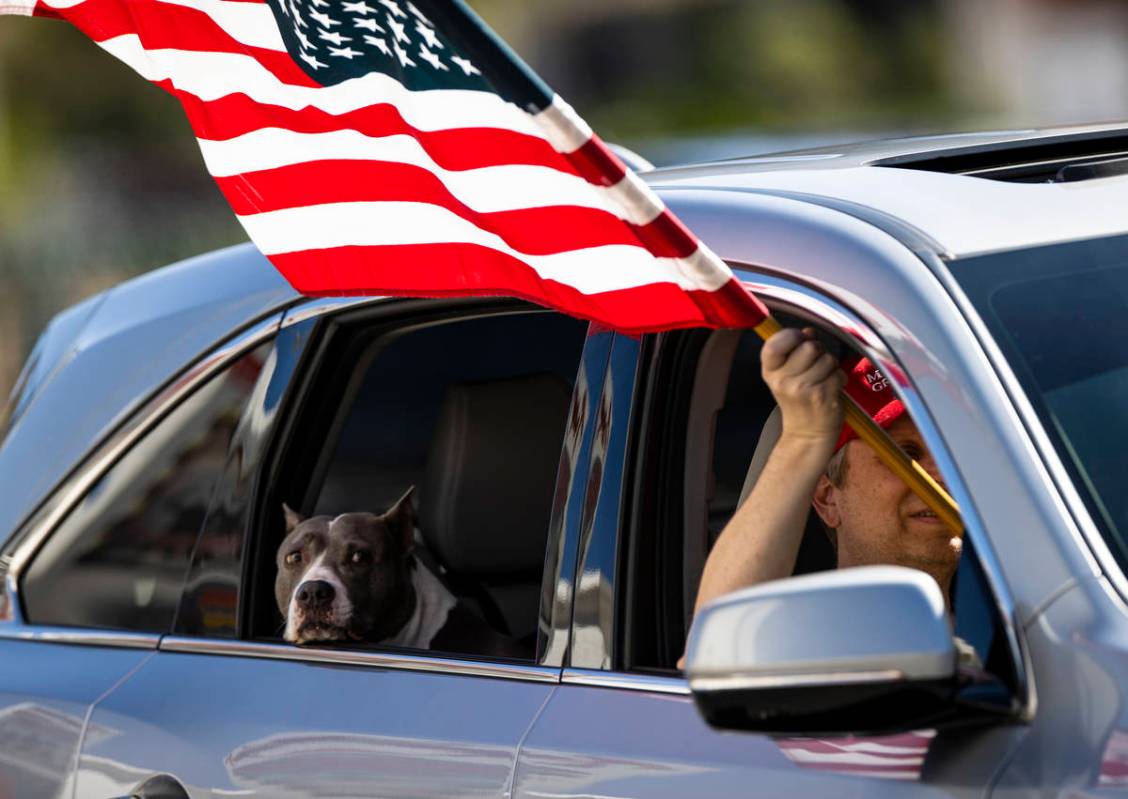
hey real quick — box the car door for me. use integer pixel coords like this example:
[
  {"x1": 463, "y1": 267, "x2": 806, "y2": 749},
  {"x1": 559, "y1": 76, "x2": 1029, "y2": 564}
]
[
  {"x1": 0, "y1": 318, "x2": 280, "y2": 799},
  {"x1": 71, "y1": 299, "x2": 606, "y2": 798},
  {"x1": 512, "y1": 275, "x2": 1031, "y2": 799}
]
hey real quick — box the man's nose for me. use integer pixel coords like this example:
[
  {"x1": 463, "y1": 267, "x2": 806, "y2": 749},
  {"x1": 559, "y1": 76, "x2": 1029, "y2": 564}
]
[{"x1": 296, "y1": 580, "x2": 335, "y2": 609}]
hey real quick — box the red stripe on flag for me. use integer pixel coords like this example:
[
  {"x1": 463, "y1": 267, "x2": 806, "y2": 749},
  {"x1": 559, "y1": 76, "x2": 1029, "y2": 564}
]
[
  {"x1": 270, "y1": 243, "x2": 762, "y2": 333},
  {"x1": 56, "y1": 0, "x2": 317, "y2": 87},
  {"x1": 215, "y1": 160, "x2": 700, "y2": 258},
  {"x1": 633, "y1": 209, "x2": 700, "y2": 259},
  {"x1": 176, "y1": 90, "x2": 573, "y2": 173},
  {"x1": 567, "y1": 135, "x2": 628, "y2": 188}
]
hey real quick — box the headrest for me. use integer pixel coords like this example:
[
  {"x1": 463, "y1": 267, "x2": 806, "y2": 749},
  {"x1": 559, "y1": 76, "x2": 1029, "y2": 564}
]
[
  {"x1": 738, "y1": 405, "x2": 784, "y2": 507},
  {"x1": 420, "y1": 374, "x2": 572, "y2": 576}
]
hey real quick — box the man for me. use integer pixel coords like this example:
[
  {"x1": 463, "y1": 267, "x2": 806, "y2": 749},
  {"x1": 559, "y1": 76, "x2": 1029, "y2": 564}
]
[{"x1": 692, "y1": 327, "x2": 963, "y2": 620}]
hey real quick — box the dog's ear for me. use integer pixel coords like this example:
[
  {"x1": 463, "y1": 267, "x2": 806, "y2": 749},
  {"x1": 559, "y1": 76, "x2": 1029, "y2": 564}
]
[
  {"x1": 383, "y1": 486, "x2": 416, "y2": 553},
  {"x1": 282, "y1": 503, "x2": 305, "y2": 534}
]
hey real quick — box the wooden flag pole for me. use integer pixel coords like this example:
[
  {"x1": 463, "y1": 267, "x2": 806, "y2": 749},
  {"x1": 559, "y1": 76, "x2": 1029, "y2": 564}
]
[{"x1": 752, "y1": 316, "x2": 964, "y2": 536}]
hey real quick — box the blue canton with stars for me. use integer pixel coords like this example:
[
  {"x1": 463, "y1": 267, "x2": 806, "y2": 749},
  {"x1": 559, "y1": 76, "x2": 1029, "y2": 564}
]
[{"x1": 267, "y1": 0, "x2": 493, "y2": 91}]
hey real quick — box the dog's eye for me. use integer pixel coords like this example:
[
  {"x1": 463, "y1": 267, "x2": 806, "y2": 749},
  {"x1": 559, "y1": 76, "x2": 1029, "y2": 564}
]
[
  {"x1": 285, "y1": 551, "x2": 302, "y2": 566},
  {"x1": 350, "y1": 550, "x2": 371, "y2": 565}
]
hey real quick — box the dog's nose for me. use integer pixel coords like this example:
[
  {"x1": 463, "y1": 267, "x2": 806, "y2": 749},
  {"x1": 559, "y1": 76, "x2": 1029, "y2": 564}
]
[{"x1": 296, "y1": 580, "x2": 335, "y2": 608}]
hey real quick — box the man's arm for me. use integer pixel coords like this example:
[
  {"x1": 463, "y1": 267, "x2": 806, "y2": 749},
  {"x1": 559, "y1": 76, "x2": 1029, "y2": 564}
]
[{"x1": 691, "y1": 328, "x2": 845, "y2": 615}]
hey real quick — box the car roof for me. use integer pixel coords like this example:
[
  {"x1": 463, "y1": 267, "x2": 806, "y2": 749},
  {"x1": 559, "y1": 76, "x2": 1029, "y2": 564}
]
[
  {"x1": 647, "y1": 121, "x2": 1128, "y2": 258},
  {"x1": 0, "y1": 243, "x2": 298, "y2": 541}
]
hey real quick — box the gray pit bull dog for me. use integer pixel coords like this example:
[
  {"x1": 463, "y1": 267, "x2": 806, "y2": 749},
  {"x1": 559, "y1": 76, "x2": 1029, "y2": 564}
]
[{"x1": 275, "y1": 488, "x2": 524, "y2": 658}]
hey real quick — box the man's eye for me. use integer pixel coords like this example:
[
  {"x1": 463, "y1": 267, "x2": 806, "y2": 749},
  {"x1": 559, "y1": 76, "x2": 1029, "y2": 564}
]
[
  {"x1": 350, "y1": 550, "x2": 372, "y2": 565},
  {"x1": 285, "y1": 551, "x2": 302, "y2": 566}
]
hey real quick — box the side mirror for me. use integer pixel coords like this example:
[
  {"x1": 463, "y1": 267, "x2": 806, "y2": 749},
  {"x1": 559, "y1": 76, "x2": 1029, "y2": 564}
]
[{"x1": 686, "y1": 565, "x2": 959, "y2": 736}]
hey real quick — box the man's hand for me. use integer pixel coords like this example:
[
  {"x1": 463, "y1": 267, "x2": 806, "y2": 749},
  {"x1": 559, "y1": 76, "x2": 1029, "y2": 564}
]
[{"x1": 761, "y1": 327, "x2": 846, "y2": 461}]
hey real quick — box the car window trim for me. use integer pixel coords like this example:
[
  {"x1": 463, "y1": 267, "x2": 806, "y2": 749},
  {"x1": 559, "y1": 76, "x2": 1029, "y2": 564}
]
[
  {"x1": 0, "y1": 624, "x2": 159, "y2": 649},
  {"x1": 159, "y1": 635, "x2": 560, "y2": 682},
  {"x1": 562, "y1": 666, "x2": 689, "y2": 696},
  {"x1": 575, "y1": 268, "x2": 1034, "y2": 721}
]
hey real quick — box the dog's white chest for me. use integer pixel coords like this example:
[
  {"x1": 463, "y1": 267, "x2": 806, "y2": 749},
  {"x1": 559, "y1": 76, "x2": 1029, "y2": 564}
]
[{"x1": 380, "y1": 563, "x2": 457, "y2": 649}]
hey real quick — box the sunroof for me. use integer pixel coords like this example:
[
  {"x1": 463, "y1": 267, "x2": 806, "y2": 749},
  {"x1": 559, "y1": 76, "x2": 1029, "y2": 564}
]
[{"x1": 872, "y1": 130, "x2": 1128, "y2": 183}]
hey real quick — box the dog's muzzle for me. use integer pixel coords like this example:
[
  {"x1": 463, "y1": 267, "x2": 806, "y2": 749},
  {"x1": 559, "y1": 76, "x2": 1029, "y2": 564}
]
[
  {"x1": 296, "y1": 580, "x2": 336, "y2": 610},
  {"x1": 288, "y1": 579, "x2": 352, "y2": 644}
]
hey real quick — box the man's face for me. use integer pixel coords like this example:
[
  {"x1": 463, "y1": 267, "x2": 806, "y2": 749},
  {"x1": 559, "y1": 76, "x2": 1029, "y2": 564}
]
[{"x1": 812, "y1": 416, "x2": 962, "y2": 593}]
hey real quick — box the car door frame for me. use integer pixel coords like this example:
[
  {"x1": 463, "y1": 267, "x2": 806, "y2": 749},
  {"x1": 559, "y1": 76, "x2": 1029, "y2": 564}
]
[
  {"x1": 64, "y1": 296, "x2": 618, "y2": 797},
  {"x1": 562, "y1": 270, "x2": 1029, "y2": 697}
]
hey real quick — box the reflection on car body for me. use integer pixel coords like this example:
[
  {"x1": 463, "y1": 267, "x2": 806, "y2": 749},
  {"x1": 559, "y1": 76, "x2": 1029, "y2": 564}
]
[{"x1": 2, "y1": 124, "x2": 1128, "y2": 796}]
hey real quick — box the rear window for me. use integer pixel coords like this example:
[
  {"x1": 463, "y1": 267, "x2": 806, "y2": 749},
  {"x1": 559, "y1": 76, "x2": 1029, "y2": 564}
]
[{"x1": 950, "y1": 233, "x2": 1128, "y2": 573}]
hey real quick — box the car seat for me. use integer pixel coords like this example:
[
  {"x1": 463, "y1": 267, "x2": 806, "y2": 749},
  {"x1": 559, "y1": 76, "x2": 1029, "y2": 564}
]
[{"x1": 418, "y1": 374, "x2": 572, "y2": 652}]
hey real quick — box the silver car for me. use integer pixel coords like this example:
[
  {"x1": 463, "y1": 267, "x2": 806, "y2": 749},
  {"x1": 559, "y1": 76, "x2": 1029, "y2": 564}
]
[{"x1": 2, "y1": 123, "x2": 1128, "y2": 798}]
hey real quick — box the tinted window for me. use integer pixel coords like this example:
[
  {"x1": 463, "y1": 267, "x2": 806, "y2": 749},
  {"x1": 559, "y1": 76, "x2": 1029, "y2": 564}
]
[
  {"x1": 950, "y1": 234, "x2": 1128, "y2": 575},
  {"x1": 21, "y1": 343, "x2": 271, "y2": 633}
]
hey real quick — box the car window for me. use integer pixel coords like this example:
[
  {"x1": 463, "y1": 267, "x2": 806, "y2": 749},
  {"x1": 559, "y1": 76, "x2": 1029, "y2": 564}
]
[
  {"x1": 950, "y1": 233, "x2": 1128, "y2": 578},
  {"x1": 619, "y1": 318, "x2": 1018, "y2": 701},
  {"x1": 20, "y1": 342, "x2": 272, "y2": 633},
  {"x1": 251, "y1": 306, "x2": 588, "y2": 663}
]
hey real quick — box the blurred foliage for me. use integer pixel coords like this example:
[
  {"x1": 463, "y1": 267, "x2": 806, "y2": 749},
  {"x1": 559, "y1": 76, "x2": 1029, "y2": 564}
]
[{"x1": 0, "y1": 0, "x2": 963, "y2": 397}]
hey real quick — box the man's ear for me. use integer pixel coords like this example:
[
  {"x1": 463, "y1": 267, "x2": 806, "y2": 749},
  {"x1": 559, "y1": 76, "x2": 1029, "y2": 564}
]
[
  {"x1": 383, "y1": 486, "x2": 416, "y2": 553},
  {"x1": 282, "y1": 503, "x2": 304, "y2": 534},
  {"x1": 811, "y1": 475, "x2": 842, "y2": 530}
]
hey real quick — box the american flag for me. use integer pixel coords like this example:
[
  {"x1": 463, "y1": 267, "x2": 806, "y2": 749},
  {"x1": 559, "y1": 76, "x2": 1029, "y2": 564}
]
[{"x1": 3, "y1": 0, "x2": 772, "y2": 334}]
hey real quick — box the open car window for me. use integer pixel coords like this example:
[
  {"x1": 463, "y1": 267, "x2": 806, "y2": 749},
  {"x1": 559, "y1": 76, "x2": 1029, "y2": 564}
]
[
  {"x1": 618, "y1": 316, "x2": 1020, "y2": 705},
  {"x1": 249, "y1": 304, "x2": 588, "y2": 663}
]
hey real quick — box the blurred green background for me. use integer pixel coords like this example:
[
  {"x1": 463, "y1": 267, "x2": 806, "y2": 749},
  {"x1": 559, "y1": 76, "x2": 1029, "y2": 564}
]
[{"x1": 2, "y1": 0, "x2": 1127, "y2": 397}]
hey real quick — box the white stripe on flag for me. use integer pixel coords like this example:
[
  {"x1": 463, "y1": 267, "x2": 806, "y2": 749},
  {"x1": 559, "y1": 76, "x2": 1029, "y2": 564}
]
[
  {"x1": 197, "y1": 128, "x2": 648, "y2": 221},
  {"x1": 237, "y1": 201, "x2": 732, "y2": 294},
  {"x1": 533, "y1": 95, "x2": 594, "y2": 155},
  {"x1": 98, "y1": 35, "x2": 547, "y2": 136},
  {"x1": 606, "y1": 169, "x2": 667, "y2": 228},
  {"x1": 0, "y1": 0, "x2": 37, "y2": 13},
  {"x1": 674, "y1": 243, "x2": 736, "y2": 286}
]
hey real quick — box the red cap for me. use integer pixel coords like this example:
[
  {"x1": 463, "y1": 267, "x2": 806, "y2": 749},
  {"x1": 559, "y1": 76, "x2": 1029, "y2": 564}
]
[{"x1": 835, "y1": 356, "x2": 905, "y2": 452}]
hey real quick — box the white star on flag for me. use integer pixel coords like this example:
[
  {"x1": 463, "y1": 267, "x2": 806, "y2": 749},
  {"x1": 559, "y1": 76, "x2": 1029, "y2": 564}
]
[
  {"x1": 341, "y1": 0, "x2": 376, "y2": 13},
  {"x1": 406, "y1": 2, "x2": 432, "y2": 26},
  {"x1": 418, "y1": 46, "x2": 446, "y2": 70},
  {"x1": 309, "y1": 9, "x2": 338, "y2": 27},
  {"x1": 328, "y1": 45, "x2": 362, "y2": 58},
  {"x1": 451, "y1": 55, "x2": 480, "y2": 76},
  {"x1": 378, "y1": 0, "x2": 406, "y2": 18},
  {"x1": 298, "y1": 49, "x2": 327, "y2": 69},
  {"x1": 354, "y1": 17, "x2": 382, "y2": 32},
  {"x1": 363, "y1": 34, "x2": 390, "y2": 55},
  {"x1": 416, "y1": 21, "x2": 441, "y2": 49},
  {"x1": 392, "y1": 39, "x2": 414, "y2": 66},
  {"x1": 386, "y1": 14, "x2": 408, "y2": 43},
  {"x1": 318, "y1": 28, "x2": 350, "y2": 45}
]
